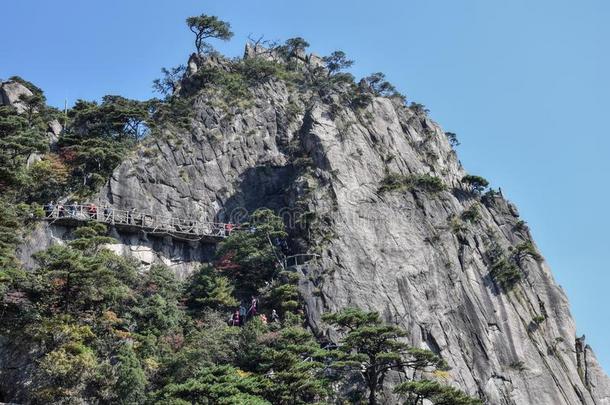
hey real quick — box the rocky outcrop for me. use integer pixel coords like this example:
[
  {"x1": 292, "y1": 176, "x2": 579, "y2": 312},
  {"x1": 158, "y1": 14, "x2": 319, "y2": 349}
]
[
  {"x1": 17, "y1": 223, "x2": 213, "y2": 279},
  {"x1": 0, "y1": 78, "x2": 61, "y2": 159},
  {"x1": 17, "y1": 49, "x2": 610, "y2": 404},
  {"x1": 0, "y1": 80, "x2": 33, "y2": 113}
]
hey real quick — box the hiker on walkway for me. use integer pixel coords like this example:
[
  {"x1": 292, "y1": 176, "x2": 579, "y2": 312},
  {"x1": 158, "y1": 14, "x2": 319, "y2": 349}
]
[
  {"x1": 68, "y1": 201, "x2": 77, "y2": 217},
  {"x1": 88, "y1": 203, "x2": 97, "y2": 219},
  {"x1": 271, "y1": 309, "x2": 280, "y2": 323},
  {"x1": 230, "y1": 310, "x2": 240, "y2": 327},
  {"x1": 249, "y1": 296, "x2": 259, "y2": 316},
  {"x1": 225, "y1": 223, "x2": 234, "y2": 236},
  {"x1": 44, "y1": 201, "x2": 54, "y2": 217},
  {"x1": 239, "y1": 304, "x2": 247, "y2": 326},
  {"x1": 129, "y1": 208, "x2": 137, "y2": 224},
  {"x1": 57, "y1": 203, "x2": 65, "y2": 217}
]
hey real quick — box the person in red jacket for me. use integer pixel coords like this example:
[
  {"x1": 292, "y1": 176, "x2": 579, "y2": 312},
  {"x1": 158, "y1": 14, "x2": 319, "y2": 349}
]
[{"x1": 88, "y1": 203, "x2": 97, "y2": 219}]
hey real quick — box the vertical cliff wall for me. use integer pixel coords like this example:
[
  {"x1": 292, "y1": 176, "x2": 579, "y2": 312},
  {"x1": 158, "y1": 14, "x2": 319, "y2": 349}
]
[{"x1": 19, "y1": 49, "x2": 608, "y2": 404}]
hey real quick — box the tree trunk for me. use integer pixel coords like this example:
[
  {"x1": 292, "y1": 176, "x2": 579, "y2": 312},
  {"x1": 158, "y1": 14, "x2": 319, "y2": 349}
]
[
  {"x1": 368, "y1": 386, "x2": 377, "y2": 405},
  {"x1": 367, "y1": 372, "x2": 378, "y2": 405}
]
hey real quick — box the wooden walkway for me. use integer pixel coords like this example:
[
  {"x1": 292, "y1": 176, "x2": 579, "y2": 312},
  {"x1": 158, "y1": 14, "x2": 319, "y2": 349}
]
[{"x1": 43, "y1": 204, "x2": 233, "y2": 242}]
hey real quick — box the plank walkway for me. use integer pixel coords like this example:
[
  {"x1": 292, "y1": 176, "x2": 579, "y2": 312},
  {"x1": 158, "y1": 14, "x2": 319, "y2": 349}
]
[{"x1": 43, "y1": 204, "x2": 233, "y2": 242}]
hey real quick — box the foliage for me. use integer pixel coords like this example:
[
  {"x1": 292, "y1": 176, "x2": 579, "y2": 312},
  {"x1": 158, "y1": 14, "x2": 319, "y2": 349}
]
[
  {"x1": 461, "y1": 175, "x2": 489, "y2": 194},
  {"x1": 68, "y1": 96, "x2": 151, "y2": 141},
  {"x1": 186, "y1": 264, "x2": 238, "y2": 310},
  {"x1": 281, "y1": 37, "x2": 310, "y2": 57},
  {"x1": 216, "y1": 208, "x2": 287, "y2": 293},
  {"x1": 26, "y1": 154, "x2": 70, "y2": 201},
  {"x1": 364, "y1": 72, "x2": 400, "y2": 98},
  {"x1": 189, "y1": 65, "x2": 251, "y2": 105},
  {"x1": 323, "y1": 51, "x2": 354, "y2": 76},
  {"x1": 186, "y1": 14, "x2": 234, "y2": 54},
  {"x1": 134, "y1": 264, "x2": 184, "y2": 336},
  {"x1": 323, "y1": 308, "x2": 448, "y2": 405},
  {"x1": 153, "y1": 65, "x2": 187, "y2": 97},
  {"x1": 114, "y1": 343, "x2": 148, "y2": 404},
  {"x1": 34, "y1": 340, "x2": 99, "y2": 402},
  {"x1": 481, "y1": 188, "x2": 500, "y2": 207},
  {"x1": 0, "y1": 200, "x2": 22, "y2": 283},
  {"x1": 0, "y1": 104, "x2": 49, "y2": 190},
  {"x1": 238, "y1": 57, "x2": 296, "y2": 85},
  {"x1": 157, "y1": 312, "x2": 241, "y2": 384},
  {"x1": 395, "y1": 379, "x2": 482, "y2": 405},
  {"x1": 513, "y1": 220, "x2": 528, "y2": 233},
  {"x1": 461, "y1": 204, "x2": 481, "y2": 223},
  {"x1": 253, "y1": 326, "x2": 330, "y2": 404},
  {"x1": 154, "y1": 364, "x2": 270, "y2": 404},
  {"x1": 489, "y1": 257, "x2": 522, "y2": 290},
  {"x1": 511, "y1": 241, "x2": 542, "y2": 265},
  {"x1": 532, "y1": 315, "x2": 546, "y2": 326},
  {"x1": 445, "y1": 132, "x2": 460, "y2": 147},
  {"x1": 8, "y1": 75, "x2": 45, "y2": 95},
  {"x1": 379, "y1": 172, "x2": 445, "y2": 194},
  {"x1": 59, "y1": 95, "x2": 151, "y2": 193},
  {"x1": 410, "y1": 102, "x2": 429, "y2": 114}
]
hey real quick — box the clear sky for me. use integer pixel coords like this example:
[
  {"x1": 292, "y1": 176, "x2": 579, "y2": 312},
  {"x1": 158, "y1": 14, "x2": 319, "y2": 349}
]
[{"x1": 2, "y1": 0, "x2": 608, "y2": 370}]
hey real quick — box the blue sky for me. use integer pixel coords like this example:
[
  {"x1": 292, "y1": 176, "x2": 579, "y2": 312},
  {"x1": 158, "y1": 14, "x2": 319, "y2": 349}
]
[{"x1": 2, "y1": 0, "x2": 608, "y2": 370}]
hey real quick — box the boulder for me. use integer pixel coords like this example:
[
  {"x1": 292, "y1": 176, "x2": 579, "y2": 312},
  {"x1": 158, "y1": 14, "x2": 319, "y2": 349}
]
[{"x1": 0, "y1": 80, "x2": 34, "y2": 113}]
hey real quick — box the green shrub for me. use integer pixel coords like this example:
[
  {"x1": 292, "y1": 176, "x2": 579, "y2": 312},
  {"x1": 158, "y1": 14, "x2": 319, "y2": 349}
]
[
  {"x1": 445, "y1": 131, "x2": 460, "y2": 147},
  {"x1": 461, "y1": 174, "x2": 489, "y2": 194},
  {"x1": 490, "y1": 257, "x2": 522, "y2": 290},
  {"x1": 395, "y1": 380, "x2": 482, "y2": 405},
  {"x1": 514, "y1": 220, "x2": 528, "y2": 233},
  {"x1": 481, "y1": 188, "x2": 500, "y2": 206},
  {"x1": 189, "y1": 65, "x2": 251, "y2": 104},
  {"x1": 461, "y1": 204, "x2": 481, "y2": 223},
  {"x1": 238, "y1": 57, "x2": 297, "y2": 84},
  {"x1": 532, "y1": 315, "x2": 546, "y2": 325},
  {"x1": 450, "y1": 216, "x2": 468, "y2": 235},
  {"x1": 512, "y1": 241, "x2": 542, "y2": 264},
  {"x1": 378, "y1": 172, "x2": 445, "y2": 194},
  {"x1": 409, "y1": 102, "x2": 429, "y2": 114}
]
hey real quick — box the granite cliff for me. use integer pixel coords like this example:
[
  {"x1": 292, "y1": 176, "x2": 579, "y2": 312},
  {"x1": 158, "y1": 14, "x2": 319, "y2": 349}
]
[{"x1": 5, "y1": 43, "x2": 610, "y2": 404}]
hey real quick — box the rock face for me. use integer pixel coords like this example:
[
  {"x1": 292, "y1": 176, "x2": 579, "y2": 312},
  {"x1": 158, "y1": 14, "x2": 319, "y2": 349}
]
[
  {"x1": 16, "y1": 223, "x2": 213, "y2": 279},
  {"x1": 0, "y1": 79, "x2": 33, "y2": 113},
  {"x1": 20, "y1": 49, "x2": 610, "y2": 404}
]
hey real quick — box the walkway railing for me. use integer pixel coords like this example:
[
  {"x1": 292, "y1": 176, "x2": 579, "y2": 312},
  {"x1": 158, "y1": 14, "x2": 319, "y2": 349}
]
[
  {"x1": 284, "y1": 254, "x2": 320, "y2": 270},
  {"x1": 42, "y1": 204, "x2": 234, "y2": 241}
]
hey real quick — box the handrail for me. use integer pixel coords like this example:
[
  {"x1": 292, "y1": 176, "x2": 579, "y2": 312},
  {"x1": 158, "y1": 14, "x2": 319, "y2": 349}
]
[
  {"x1": 41, "y1": 203, "x2": 235, "y2": 240},
  {"x1": 284, "y1": 253, "x2": 320, "y2": 269}
]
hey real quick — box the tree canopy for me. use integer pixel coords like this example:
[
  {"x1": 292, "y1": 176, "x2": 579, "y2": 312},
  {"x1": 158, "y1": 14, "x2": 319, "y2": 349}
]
[
  {"x1": 186, "y1": 14, "x2": 234, "y2": 54},
  {"x1": 323, "y1": 308, "x2": 450, "y2": 405}
]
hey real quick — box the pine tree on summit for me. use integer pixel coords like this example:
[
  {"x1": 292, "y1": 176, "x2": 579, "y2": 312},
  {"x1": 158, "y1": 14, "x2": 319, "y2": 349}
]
[{"x1": 186, "y1": 14, "x2": 234, "y2": 54}]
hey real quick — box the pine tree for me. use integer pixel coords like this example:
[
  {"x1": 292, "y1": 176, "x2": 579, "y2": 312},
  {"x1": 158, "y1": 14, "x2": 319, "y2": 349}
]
[
  {"x1": 186, "y1": 264, "x2": 238, "y2": 310},
  {"x1": 323, "y1": 308, "x2": 448, "y2": 405},
  {"x1": 114, "y1": 343, "x2": 147, "y2": 404}
]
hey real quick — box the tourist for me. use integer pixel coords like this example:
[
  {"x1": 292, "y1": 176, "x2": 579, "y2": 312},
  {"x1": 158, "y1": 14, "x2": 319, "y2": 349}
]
[
  {"x1": 239, "y1": 304, "x2": 247, "y2": 325},
  {"x1": 271, "y1": 309, "x2": 280, "y2": 323}
]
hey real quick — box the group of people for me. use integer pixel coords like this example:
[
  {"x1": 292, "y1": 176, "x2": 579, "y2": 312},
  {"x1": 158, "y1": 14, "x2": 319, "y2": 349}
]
[
  {"x1": 44, "y1": 201, "x2": 102, "y2": 219},
  {"x1": 43, "y1": 201, "x2": 242, "y2": 239},
  {"x1": 228, "y1": 296, "x2": 280, "y2": 327}
]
